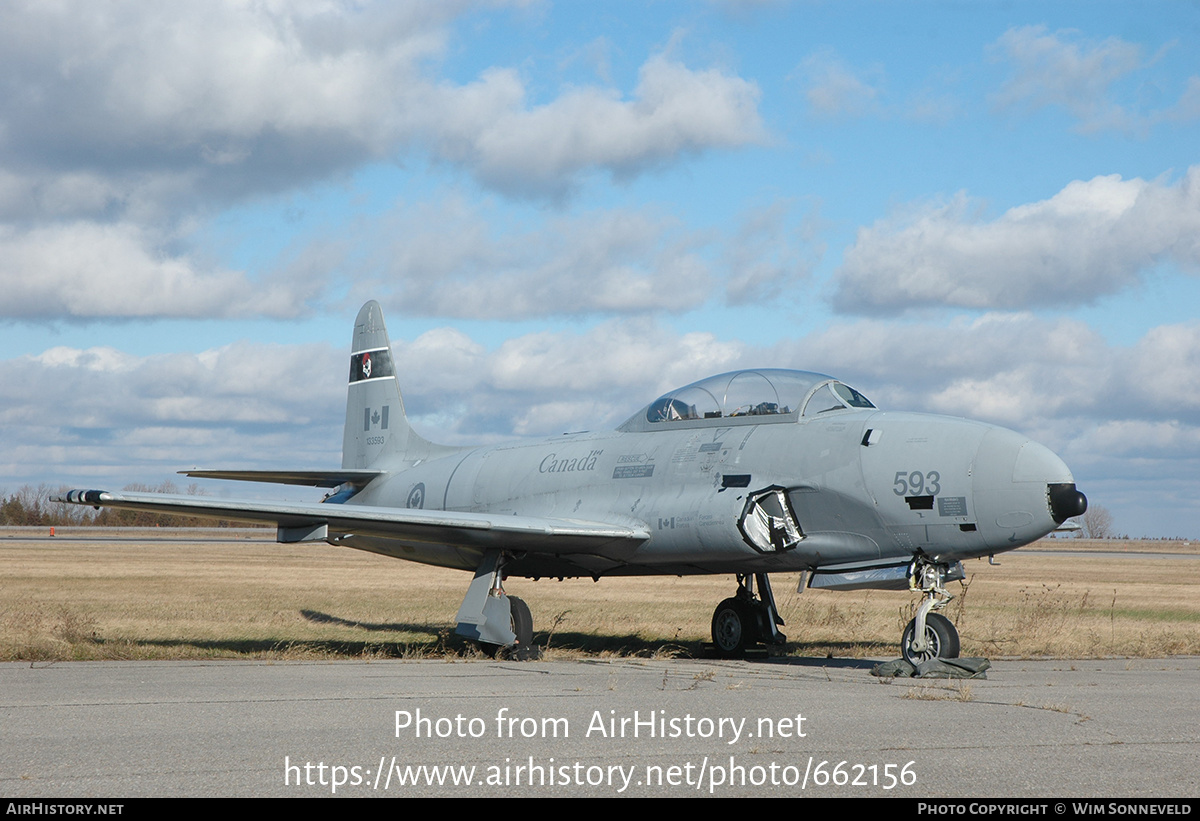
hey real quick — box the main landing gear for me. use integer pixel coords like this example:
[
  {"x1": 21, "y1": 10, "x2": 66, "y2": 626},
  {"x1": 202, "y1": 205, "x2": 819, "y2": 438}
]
[
  {"x1": 455, "y1": 549, "x2": 538, "y2": 660},
  {"x1": 901, "y1": 559, "x2": 961, "y2": 664},
  {"x1": 710, "y1": 573, "x2": 787, "y2": 658}
]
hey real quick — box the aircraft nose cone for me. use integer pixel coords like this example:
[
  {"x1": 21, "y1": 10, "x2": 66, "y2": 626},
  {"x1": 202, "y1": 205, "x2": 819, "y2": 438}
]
[
  {"x1": 1010, "y1": 438, "x2": 1087, "y2": 521},
  {"x1": 973, "y1": 427, "x2": 1082, "y2": 546}
]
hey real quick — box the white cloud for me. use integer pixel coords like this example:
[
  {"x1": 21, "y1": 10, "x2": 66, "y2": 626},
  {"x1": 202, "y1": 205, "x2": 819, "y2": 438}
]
[
  {"x1": 4, "y1": 340, "x2": 342, "y2": 426},
  {"x1": 786, "y1": 313, "x2": 1105, "y2": 425},
  {"x1": 0, "y1": 3, "x2": 767, "y2": 321},
  {"x1": 831, "y1": 167, "x2": 1200, "y2": 314},
  {"x1": 988, "y1": 25, "x2": 1200, "y2": 133},
  {"x1": 990, "y1": 25, "x2": 1141, "y2": 130},
  {"x1": 363, "y1": 200, "x2": 714, "y2": 318},
  {"x1": 801, "y1": 49, "x2": 881, "y2": 118},
  {"x1": 1170, "y1": 76, "x2": 1200, "y2": 123},
  {"x1": 1082, "y1": 420, "x2": 1200, "y2": 460},
  {"x1": 1, "y1": 4, "x2": 763, "y2": 209},
  {"x1": 15, "y1": 311, "x2": 1198, "y2": 456},
  {"x1": 0, "y1": 221, "x2": 311, "y2": 319},
  {"x1": 329, "y1": 196, "x2": 818, "y2": 319},
  {"x1": 795, "y1": 49, "x2": 961, "y2": 124},
  {"x1": 1127, "y1": 323, "x2": 1200, "y2": 418},
  {"x1": 721, "y1": 200, "x2": 819, "y2": 303},
  {"x1": 424, "y1": 54, "x2": 766, "y2": 197},
  {"x1": 34, "y1": 346, "x2": 136, "y2": 373},
  {"x1": 487, "y1": 322, "x2": 743, "y2": 394},
  {"x1": 1, "y1": 3, "x2": 460, "y2": 140},
  {"x1": 394, "y1": 319, "x2": 748, "y2": 437},
  {"x1": 0, "y1": 339, "x2": 345, "y2": 482}
]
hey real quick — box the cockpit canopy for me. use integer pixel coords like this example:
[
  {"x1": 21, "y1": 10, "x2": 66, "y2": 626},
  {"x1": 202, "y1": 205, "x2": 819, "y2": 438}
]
[{"x1": 619, "y1": 369, "x2": 875, "y2": 432}]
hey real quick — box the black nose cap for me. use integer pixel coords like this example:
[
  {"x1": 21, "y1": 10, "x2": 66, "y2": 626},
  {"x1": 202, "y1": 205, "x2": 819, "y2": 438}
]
[{"x1": 1048, "y1": 483, "x2": 1088, "y2": 524}]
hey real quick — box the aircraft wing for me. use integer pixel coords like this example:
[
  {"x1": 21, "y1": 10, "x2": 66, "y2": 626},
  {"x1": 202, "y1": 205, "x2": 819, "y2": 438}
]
[
  {"x1": 179, "y1": 469, "x2": 384, "y2": 488},
  {"x1": 54, "y1": 489, "x2": 650, "y2": 553}
]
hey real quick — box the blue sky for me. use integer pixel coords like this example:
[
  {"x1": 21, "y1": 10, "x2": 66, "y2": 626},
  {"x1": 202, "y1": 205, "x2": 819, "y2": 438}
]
[{"x1": 2, "y1": 1, "x2": 1199, "y2": 537}]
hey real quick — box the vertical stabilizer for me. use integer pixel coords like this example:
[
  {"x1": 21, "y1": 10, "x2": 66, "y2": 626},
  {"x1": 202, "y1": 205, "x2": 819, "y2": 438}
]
[{"x1": 342, "y1": 301, "x2": 442, "y2": 470}]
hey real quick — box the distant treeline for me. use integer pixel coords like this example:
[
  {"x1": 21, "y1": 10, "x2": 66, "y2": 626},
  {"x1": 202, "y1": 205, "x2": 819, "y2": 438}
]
[{"x1": 0, "y1": 483, "x2": 265, "y2": 528}]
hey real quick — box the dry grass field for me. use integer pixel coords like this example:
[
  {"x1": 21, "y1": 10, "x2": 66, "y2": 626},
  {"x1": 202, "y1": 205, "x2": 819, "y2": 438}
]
[{"x1": 2, "y1": 529, "x2": 1197, "y2": 661}]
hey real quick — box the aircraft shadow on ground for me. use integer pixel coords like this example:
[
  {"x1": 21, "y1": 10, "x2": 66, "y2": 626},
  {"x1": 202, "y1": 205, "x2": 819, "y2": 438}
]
[
  {"x1": 538, "y1": 629, "x2": 886, "y2": 665},
  {"x1": 299, "y1": 609, "x2": 439, "y2": 635},
  {"x1": 292, "y1": 610, "x2": 894, "y2": 665},
  {"x1": 86, "y1": 609, "x2": 891, "y2": 665}
]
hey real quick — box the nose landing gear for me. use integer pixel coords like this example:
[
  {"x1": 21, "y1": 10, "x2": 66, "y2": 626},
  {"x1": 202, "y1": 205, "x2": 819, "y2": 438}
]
[{"x1": 901, "y1": 559, "x2": 961, "y2": 664}]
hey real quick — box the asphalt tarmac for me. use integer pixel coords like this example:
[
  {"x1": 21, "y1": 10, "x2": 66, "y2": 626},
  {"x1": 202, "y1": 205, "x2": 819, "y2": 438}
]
[{"x1": 1, "y1": 656, "x2": 1196, "y2": 798}]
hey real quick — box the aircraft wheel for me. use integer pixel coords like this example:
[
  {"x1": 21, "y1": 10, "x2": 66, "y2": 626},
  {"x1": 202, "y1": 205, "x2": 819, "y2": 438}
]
[
  {"x1": 508, "y1": 596, "x2": 533, "y2": 649},
  {"x1": 478, "y1": 595, "x2": 536, "y2": 660},
  {"x1": 901, "y1": 612, "x2": 960, "y2": 664},
  {"x1": 711, "y1": 598, "x2": 755, "y2": 657}
]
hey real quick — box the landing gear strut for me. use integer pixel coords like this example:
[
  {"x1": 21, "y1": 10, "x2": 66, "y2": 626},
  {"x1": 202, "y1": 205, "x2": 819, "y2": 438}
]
[
  {"x1": 710, "y1": 573, "x2": 786, "y2": 658},
  {"x1": 901, "y1": 558, "x2": 961, "y2": 664}
]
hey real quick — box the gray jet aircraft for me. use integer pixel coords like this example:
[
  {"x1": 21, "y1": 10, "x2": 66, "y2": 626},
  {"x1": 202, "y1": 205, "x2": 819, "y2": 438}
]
[{"x1": 60, "y1": 301, "x2": 1087, "y2": 662}]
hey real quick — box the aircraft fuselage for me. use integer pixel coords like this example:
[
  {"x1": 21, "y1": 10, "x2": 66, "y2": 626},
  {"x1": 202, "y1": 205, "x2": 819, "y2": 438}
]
[{"x1": 340, "y1": 407, "x2": 1072, "y2": 580}]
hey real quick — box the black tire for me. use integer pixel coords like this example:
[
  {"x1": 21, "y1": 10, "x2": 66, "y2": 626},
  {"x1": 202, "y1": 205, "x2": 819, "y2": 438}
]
[
  {"x1": 480, "y1": 596, "x2": 537, "y2": 660},
  {"x1": 711, "y1": 598, "x2": 756, "y2": 657},
  {"x1": 901, "y1": 612, "x2": 960, "y2": 664},
  {"x1": 508, "y1": 596, "x2": 533, "y2": 648}
]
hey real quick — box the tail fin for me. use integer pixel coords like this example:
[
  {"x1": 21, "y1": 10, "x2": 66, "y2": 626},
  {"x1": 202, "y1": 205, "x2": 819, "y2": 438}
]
[{"x1": 342, "y1": 300, "x2": 444, "y2": 470}]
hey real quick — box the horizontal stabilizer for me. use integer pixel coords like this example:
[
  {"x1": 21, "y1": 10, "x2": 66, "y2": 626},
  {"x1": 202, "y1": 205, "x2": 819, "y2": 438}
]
[{"x1": 180, "y1": 469, "x2": 384, "y2": 489}]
